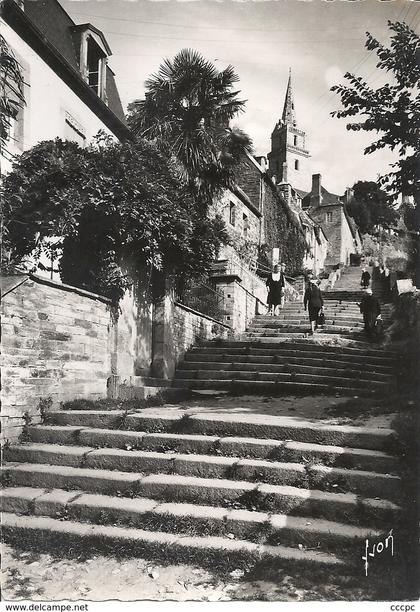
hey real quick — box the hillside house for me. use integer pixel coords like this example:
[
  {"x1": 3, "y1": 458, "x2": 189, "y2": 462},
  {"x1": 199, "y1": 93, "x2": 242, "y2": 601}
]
[{"x1": 303, "y1": 174, "x2": 363, "y2": 267}]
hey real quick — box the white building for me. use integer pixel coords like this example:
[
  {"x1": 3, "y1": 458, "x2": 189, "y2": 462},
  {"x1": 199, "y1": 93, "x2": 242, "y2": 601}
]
[
  {"x1": 1, "y1": 0, "x2": 128, "y2": 174},
  {"x1": 1, "y1": 0, "x2": 128, "y2": 277}
]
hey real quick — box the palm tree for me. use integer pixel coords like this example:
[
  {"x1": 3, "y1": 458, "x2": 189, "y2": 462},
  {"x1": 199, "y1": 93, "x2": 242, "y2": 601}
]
[
  {"x1": 128, "y1": 49, "x2": 252, "y2": 202},
  {"x1": 0, "y1": 34, "x2": 25, "y2": 155}
]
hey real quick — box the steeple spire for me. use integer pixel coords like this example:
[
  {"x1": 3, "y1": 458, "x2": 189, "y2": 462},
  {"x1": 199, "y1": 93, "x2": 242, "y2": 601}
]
[{"x1": 282, "y1": 68, "x2": 296, "y2": 126}]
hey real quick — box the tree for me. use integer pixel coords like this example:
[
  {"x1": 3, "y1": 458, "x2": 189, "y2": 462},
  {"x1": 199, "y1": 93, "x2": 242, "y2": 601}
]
[
  {"x1": 127, "y1": 49, "x2": 252, "y2": 206},
  {"x1": 1, "y1": 136, "x2": 227, "y2": 301},
  {"x1": 0, "y1": 34, "x2": 25, "y2": 155},
  {"x1": 347, "y1": 180, "x2": 398, "y2": 234},
  {"x1": 331, "y1": 21, "x2": 420, "y2": 209}
]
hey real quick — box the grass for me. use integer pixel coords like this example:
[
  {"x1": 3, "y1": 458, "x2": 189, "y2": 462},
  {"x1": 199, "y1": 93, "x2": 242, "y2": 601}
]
[
  {"x1": 62, "y1": 396, "x2": 164, "y2": 412},
  {"x1": 169, "y1": 413, "x2": 195, "y2": 434}
]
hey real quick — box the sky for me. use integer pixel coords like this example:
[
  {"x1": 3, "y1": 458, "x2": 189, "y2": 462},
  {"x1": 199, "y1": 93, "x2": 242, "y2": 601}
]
[{"x1": 62, "y1": 0, "x2": 419, "y2": 194}]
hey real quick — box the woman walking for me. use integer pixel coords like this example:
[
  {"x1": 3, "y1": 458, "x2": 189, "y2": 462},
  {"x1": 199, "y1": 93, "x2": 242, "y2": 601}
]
[
  {"x1": 304, "y1": 276, "x2": 324, "y2": 335},
  {"x1": 266, "y1": 264, "x2": 285, "y2": 316},
  {"x1": 360, "y1": 267, "x2": 371, "y2": 289}
]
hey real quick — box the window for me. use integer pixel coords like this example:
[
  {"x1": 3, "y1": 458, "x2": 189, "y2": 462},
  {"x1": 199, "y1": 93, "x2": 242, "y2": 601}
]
[
  {"x1": 293, "y1": 135, "x2": 297, "y2": 146},
  {"x1": 294, "y1": 159, "x2": 299, "y2": 170},
  {"x1": 78, "y1": 29, "x2": 109, "y2": 101},
  {"x1": 229, "y1": 202, "x2": 236, "y2": 226},
  {"x1": 86, "y1": 38, "x2": 106, "y2": 96},
  {"x1": 326, "y1": 212, "x2": 333, "y2": 223},
  {"x1": 243, "y1": 213, "x2": 249, "y2": 238}
]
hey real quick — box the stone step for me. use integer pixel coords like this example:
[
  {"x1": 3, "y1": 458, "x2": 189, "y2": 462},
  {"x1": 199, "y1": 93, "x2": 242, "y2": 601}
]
[
  {"x1": 174, "y1": 369, "x2": 392, "y2": 391},
  {"x1": 197, "y1": 340, "x2": 397, "y2": 359},
  {"x1": 252, "y1": 318, "x2": 366, "y2": 327},
  {"x1": 249, "y1": 321, "x2": 365, "y2": 329},
  {"x1": 4, "y1": 444, "x2": 401, "y2": 500},
  {"x1": 240, "y1": 334, "x2": 373, "y2": 346},
  {"x1": 0, "y1": 487, "x2": 382, "y2": 555},
  {"x1": 1, "y1": 466, "x2": 401, "y2": 526},
  {"x1": 1, "y1": 512, "x2": 346, "y2": 570},
  {"x1": 25, "y1": 426, "x2": 398, "y2": 474},
  {"x1": 252, "y1": 316, "x2": 391, "y2": 325},
  {"x1": 184, "y1": 353, "x2": 394, "y2": 374},
  {"x1": 172, "y1": 378, "x2": 386, "y2": 398},
  {"x1": 177, "y1": 361, "x2": 394, "y2": 382},
  {"x1": 244, "y1": 326, "x2": 364, "y2": 336},
  {"x1": 44, "y1": 411, "x2": 395, "y2": 451},
  {"x1": 274, "y1": 309, "x2": 362, "y2": 317}
]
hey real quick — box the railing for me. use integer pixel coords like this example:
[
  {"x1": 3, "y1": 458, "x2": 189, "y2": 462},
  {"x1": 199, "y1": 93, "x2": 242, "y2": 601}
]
[{"x1": 177, "y1": 281, "x2": 225, "y2": 321}]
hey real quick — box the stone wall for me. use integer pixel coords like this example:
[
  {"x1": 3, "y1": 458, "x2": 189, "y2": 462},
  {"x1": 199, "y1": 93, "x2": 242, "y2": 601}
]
[
  {"x1": 172, "y1": 302, "x2": 232, "y2": 366},
  {"x1": 214, "y1": 191, "x2": 261, "y2": 259},
  {"x1": 310, "y1": 205, "x2": 342, "y2": 265},
  {"x1": 1, "y1": 275, "x2": 113, "y2": 441},
  {"x1": 114, "y1": 282, "x2": 154, "y2": 378},
  {"x1": 1, "y1": 274, "x2": 232, "y2": 441},
  {"x1": 235, "y1": 154, "x2": 306, "y2": 274}
]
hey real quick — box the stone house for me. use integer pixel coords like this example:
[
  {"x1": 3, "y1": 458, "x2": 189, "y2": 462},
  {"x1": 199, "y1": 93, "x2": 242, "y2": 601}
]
[
  {"x1": 206, "y1": 151, "x2": 305, "y2": 330},
  {"x1": 303, "y1": 174, "x2": 363, "y2": 267}
]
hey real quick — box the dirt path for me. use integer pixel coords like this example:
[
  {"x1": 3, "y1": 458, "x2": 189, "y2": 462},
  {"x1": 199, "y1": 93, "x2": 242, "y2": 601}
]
[{"x1": 2, "y1": 544, "x2": 381, "y2": 602}]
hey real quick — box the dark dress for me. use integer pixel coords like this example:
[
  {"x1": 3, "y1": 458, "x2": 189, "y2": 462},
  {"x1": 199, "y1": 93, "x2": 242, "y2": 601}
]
[
  {"x1": 304, "y1": 284, "x2": 324, "y2": 322},
  {"x1": 266, "y1": 273, "x2": 285, "y2": 307},
  {"x1": 359, "y1": 294, "x2": 381, "y2": 336},
  {"x1": 361, "y1": 271, "x2": 371, "y2": 288}
]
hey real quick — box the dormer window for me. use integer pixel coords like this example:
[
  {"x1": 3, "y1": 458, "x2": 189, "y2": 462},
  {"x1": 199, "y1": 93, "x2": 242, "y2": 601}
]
[
  {"x1": 86, "y1": 38, "x2": 104, "y2": 94},
  {"x1": 72, "y1": 24, "x2": 111, "y2": 102}
]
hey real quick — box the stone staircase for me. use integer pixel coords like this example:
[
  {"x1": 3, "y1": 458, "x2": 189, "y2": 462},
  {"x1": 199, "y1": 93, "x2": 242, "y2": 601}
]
[
  {"x1": 172, "y1": 266, "x2": 397, "y2": 397},
  {"x1": 1, "y1": 407, "x2": 401, "y2": 572},
  {"x1": 1, "y1": 264, "x2": 402, "y2": 577}
]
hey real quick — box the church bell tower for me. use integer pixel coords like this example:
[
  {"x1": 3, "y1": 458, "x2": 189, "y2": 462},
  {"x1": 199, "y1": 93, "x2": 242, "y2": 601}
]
[{"x1": 267, "y1": 69, "x2": 310, "y2": 193}]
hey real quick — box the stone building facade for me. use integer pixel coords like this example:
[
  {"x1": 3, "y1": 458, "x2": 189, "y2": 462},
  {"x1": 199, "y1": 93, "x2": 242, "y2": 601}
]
[{"x1": 303, "y1": 174, "x2": 362, "y2": 267}]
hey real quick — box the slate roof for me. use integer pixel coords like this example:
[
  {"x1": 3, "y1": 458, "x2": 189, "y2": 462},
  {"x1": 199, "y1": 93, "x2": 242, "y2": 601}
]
[
  {"x1": 293, "y1": 187, "x2": 308, "y2": 200},
  {"x1": 3, "y1": 0, "x2": 127, "y2": 133}
]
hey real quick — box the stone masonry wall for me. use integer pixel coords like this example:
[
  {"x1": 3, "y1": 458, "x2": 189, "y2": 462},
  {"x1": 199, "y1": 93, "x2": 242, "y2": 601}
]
[
  {"x1": 172, "y1": 302, "x2": 231, "y2": 365},
  {"x1": 310, "y1": 205, "x2": 342, "y2": 265},
  {"x1": 1, "y1": 275, "x2": 231, "y2": 441},
  {"x1": 1, "y1": 275, "x2": 112, "y2": 441}
]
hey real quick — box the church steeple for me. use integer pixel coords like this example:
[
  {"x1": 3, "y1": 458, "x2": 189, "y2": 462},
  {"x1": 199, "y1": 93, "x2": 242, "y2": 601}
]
[
  {"x1": 282, "y1": 68, "x2": 296, "y2": 126},
  {"x1": 267, "y1": 68, "x2": 310, "y2": 192}
]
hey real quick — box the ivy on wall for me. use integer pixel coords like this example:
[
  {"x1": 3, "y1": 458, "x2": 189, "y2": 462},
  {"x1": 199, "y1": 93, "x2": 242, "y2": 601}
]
[{"x1": 261, "y1": 177, "x2": 307, "y2": 276}]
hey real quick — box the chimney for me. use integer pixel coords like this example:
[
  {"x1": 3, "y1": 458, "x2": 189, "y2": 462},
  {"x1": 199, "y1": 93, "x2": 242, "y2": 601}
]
[
  {"x1": 345, "y1": 187, "x2": 353, "y2": 204},
  {"x1": 311, "y1": 174, "x2": 322, "y2": 208}
]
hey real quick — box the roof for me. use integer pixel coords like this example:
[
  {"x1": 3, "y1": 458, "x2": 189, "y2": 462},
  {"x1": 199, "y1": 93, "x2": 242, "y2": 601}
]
[
  {"x1": 320, "y1": 186, "x2": 342, "y2": 205},
  {"x1": 2, "y1": 0, "x2": 128, "y2": 136},
  {"x1": 302, "y1": 185, "x2": 343, "y2": 209},
  {"x1": 294, "y1": 187, "x2": 308, "y2": 200},
  {"x1": 345, "y1": 209, "x2": 361, "y2": 240},
  {"x1": 231, "y1": 185, "x2": 262, "y2": 219},
  {"x1": 282, "y1": 69, "x2": 297, "y2": 126}
]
